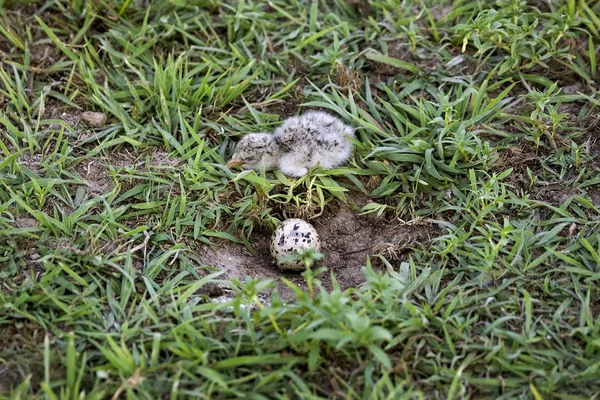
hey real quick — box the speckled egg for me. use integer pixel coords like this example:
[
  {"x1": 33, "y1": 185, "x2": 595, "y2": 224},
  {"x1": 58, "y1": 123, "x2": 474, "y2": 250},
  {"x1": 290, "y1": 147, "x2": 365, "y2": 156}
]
[{"x1": 270, "y1": 219, "x2": 321, "y2": 270}]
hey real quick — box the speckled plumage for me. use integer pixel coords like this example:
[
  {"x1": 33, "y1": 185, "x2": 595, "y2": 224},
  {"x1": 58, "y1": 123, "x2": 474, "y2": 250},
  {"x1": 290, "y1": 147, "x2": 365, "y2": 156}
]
[
  {"x1": 228, "y1": 111, "x2": 355, "y2": 177},
  {"x1": 227, "y1": 132, "x2": 281, "y2": 172}
]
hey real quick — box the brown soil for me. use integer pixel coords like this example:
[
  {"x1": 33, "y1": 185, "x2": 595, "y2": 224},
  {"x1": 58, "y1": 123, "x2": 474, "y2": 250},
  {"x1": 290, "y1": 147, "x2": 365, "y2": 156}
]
[
  {"x1": 18, "y1": 153, "x2": 43, "y2": 174},
  {"x1": 196, "y1": 204, "x2": 440, "y2": 300},
  {"x1": 261, "y1": 98, "x2": 304, "y2": 118},
  {"x1": 362, "y1": 40, "x2": 445, "y2": 84},
  {"x1": 0, "y1": 365, "x2": 22, "y2": 394},
  {"x1": 75, "y1": 149, "x2": 181, "y2": 195},
  {"x1": 582, "y1": 114, "x2": 600, "y2": 167},
  {"x1": 491, "y1": 139, "x2": 600, "y2": 208},
  {"x1": 491, "y1": 140, "x2": 543, "y2": 192},
  {"x1": 76, "y1": 158, "x2": 114, "y2": 195},
  {"x1": 237, "y1": 82, "x2": 305, "y2": 119},
  {"x1": 0, "y1": 323, "x2": 46, "y2": 392},
  {"x1": 584, "y1": 185, "x2": 600, "y2": 206},
  {"x1": 530, "y1": 184, "x2": 580, "y2": 205},
  {"x1": 43, "y1": 103, "x2": 82, "y2": 128}
]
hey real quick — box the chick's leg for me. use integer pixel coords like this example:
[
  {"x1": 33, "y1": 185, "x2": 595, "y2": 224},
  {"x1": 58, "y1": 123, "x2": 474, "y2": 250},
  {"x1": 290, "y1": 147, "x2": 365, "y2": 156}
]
[{"x1": 278, "y1": 153, "x2": 309, "y2": 177}]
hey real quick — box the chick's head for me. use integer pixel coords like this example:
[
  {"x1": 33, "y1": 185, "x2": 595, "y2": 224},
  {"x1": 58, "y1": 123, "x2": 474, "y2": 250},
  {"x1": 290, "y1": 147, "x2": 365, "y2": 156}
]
[{"x1": 227, "y1": 133, "x2": 280, "y2": 171}]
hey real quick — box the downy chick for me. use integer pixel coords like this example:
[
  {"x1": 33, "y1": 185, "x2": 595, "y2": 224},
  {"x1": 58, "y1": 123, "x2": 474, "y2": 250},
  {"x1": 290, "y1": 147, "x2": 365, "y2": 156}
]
[
  {"x1": 227, "y1": 111, "x2": 354, "y2": 177},
  {"x1": 226, "y1": 132, "x2": 281, "y2": 172}
]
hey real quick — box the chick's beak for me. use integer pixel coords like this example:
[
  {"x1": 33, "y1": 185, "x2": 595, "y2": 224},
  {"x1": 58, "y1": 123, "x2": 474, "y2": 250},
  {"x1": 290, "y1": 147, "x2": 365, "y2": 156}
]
[{"x1": 226, "y1": 155, "x2": 243, "y2": 169}]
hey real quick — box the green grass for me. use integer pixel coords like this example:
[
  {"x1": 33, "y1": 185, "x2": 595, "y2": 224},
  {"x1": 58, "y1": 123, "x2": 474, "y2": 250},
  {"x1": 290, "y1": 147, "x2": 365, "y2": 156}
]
[{"x1": 1, "y1": 0, "x2": 600, "y2": 398}]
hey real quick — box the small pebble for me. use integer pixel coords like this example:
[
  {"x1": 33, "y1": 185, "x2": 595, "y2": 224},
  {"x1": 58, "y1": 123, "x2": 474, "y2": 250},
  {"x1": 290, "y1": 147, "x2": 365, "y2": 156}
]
[{"x1": 81, "y1": 111, "x2": 107, "y2": 127}]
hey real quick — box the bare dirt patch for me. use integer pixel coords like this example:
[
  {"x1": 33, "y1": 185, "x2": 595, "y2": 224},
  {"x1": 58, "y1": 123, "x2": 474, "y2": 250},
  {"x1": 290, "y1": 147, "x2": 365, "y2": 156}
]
[
  {"x1": 584, "y1": 185, "x2": 600, "y2": 207},
  {"x1": 76, "y1": 149, "x2": 181, "y2": 195},
  {"x1": 0, "y1": 323, "x2": 46, "y2": 392},
  {"x1": 42, "y1": 101, "x2": 83, "y2": 132},
  {"x1": 0, "y1": 365, "x2": 22, "y2": 394},
  {"x1": 492, "y1": 141, "x2": 542, "y2": 191},
  {"x1": 239, "y1": 85, "x2": 304, "y2": 119},
  {"x1": 30, "y1": 43, "x2": 61, "y2": 71},
  {"x1": 18, "y1": 153, "x2": 43, "y2": 174},
  {"x1": 196, "y1": 204, "x2": 440, "y2": 300},
  {"x1": 581, "y1": 114, "x2": 600, "y2": 167},
  {"x1": 492, "y1": 142, "x2": 600, "y2": 208},
  {"x1": 387, "y1": 41, "x2": 442, "y2": 72},
  {"x1": 362, "y1": 40, "x2": 445, "y2": 85},
  {"x1": 76, "y1": 158, "x2": 115, "y2": 195},
  {"x1": 260, "y1": 98, "x2": 304, "y2": 118},
  {"x1": 530, "y1": 184, "x2": 580, "y2": 205}
]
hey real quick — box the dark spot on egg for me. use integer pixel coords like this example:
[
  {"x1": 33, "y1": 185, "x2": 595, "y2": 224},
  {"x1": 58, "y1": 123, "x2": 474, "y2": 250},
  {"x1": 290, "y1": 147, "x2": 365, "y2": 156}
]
[{"x1": 278, "y1": 235, "x2": 286, "y2": 247}]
